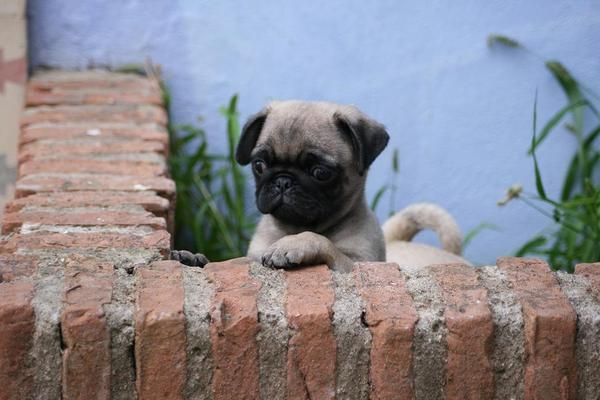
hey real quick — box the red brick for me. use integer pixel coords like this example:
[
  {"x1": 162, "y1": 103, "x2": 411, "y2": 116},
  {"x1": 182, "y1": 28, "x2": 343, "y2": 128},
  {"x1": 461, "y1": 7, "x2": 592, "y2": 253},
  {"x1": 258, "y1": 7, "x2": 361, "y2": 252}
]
[
  {"x1": 20, "y1": 123, "x2": 167, "y2": 145},
  {"x1": 204, "y1": 258, "x2": 261, "y2": 400},
  {"x1": 354, "y1": 262, "x2": 418, "y2": 400},
  {"x1": 285, "y1": 265, "x2": 336, "y2": 400},
  {"x1": 21, "y1": 104, "x2": 167, "y2": 127},
  {"x1": 14, "y1": 173, "x2": 175, "y2": 198},
  {"x1": 2, "y1": 209, "x2": 166, "y2": 234},
  {"x1": 29, "y1": 71, "x2": 161, "y2": 92},
  {"x1": 0, "y1": 279, "x2": 35, "y2": 400},
  {"x1": 61, "y1": 256, "x2": 112, "y2": 400},
  {"x1": 19, "y1": 139, "x2": 166, "y2": 163},
  {"x1": 5, "y1": 191, "x2": 169, "y2": 215},
  {"x1": 19, "y1": 159, "x2": 166, "y2": 178},
  {"x1": 27, "y1": 87, "x2": 162, "y2": 106},
  {"x1": 29, "y1": 69, "x2": 160, "y2": 91},
  {"x1": 498, "y1": 257, "x2": 577, "y2": 400},
  {"x1": 0, "y1": 231, "x2": 170, "y2": 257},
  {"x1": 0, "y1": 254, "x2": 38, "y2": 282},
  {"x1": 135, "y1": 261, "x2": 186, "y2": 400},
  {"x1": 430, "y1": 264, "x2": 495, "y2": 400}
]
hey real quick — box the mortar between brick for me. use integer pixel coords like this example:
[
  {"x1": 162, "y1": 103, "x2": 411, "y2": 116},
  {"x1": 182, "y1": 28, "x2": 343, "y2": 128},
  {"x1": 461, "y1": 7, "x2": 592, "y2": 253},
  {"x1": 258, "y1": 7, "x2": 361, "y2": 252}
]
[
  {"x1": 31, "y1": 256, "x2": 65, "y2": 399},
  {"x1": 182, "y1": 267, "x2": 215, "y2": 400},
  {"x1": 105, "y1": 267, "x2": 137, "y2": 400},
  {"x1": 332, "y1": 270, "x2": 371, "y2": 400},
  {"x1": 249, "y1": 262, "x2": 289, "y2": 400},
  {"x1": 478, "y1": 266, "x2": 525, "y2": 400},
  {"x1": 400, "y1": 265, "x2": 447, "y2": 400},
  {"x1": 556, "y1": 271, "x2": 600, "y2": 400},
  {"x1": 18, "y1": 204, "x2": 152, "y2": 213},
  {"x1": 19, "y1": 224, "x2": 156, "y2": 236},
  {"x1": 19, "y1": 152, "x2": 167, "y2": 163}
]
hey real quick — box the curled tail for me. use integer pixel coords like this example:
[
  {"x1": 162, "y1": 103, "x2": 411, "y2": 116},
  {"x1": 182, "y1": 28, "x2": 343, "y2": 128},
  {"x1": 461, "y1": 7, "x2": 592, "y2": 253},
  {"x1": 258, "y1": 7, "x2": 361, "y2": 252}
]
[{"x1": 382, "y1": 203, "x2": 463, "y2": 255}]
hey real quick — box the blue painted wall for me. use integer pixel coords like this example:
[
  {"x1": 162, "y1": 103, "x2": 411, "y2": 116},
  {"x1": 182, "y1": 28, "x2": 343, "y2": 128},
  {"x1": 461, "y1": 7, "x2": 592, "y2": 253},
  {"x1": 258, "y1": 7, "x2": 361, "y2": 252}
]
[{"x1": 28, "y1": 0, "x2": 600, "y2": 264}]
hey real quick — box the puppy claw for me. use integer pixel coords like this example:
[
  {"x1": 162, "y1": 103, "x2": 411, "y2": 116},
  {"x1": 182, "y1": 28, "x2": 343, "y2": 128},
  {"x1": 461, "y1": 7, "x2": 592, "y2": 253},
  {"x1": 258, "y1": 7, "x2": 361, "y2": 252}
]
[
  {"x1": 261, "y1": 249, "x2": 301, "y2": 269},
  {"x1": 171, "y1": 250, "x2": 209, "y2": 268}
]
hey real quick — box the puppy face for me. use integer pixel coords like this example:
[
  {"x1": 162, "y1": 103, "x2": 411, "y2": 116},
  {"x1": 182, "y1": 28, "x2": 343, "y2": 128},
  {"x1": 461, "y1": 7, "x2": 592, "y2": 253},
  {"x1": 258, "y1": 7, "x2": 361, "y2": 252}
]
[{"x1": 236, "y1": 101, "x2": 389, "y2": 229}]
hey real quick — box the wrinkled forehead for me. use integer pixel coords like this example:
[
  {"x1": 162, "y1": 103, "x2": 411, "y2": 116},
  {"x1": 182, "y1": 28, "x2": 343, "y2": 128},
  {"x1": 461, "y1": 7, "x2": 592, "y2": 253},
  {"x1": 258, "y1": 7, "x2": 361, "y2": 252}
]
[{"x1": 254, "y1": 102, "x2": 353, "y2": 163}]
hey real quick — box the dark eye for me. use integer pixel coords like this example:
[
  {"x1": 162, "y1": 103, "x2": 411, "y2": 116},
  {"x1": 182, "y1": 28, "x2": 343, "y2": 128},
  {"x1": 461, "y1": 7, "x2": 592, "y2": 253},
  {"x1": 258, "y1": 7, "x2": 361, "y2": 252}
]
[
  {"x1": 310, "y1": 166, "x2": 333, "y2": 181},
  {"x1": 252, "y1": 159, "x2": 267, "y2": 175}
]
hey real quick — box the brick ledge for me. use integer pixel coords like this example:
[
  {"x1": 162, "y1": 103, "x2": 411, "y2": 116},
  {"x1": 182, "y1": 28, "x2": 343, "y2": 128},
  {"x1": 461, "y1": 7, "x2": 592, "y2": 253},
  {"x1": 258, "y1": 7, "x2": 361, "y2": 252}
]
[{"x1": 0, "y1": 70, "x2": 598, "y2": 399}]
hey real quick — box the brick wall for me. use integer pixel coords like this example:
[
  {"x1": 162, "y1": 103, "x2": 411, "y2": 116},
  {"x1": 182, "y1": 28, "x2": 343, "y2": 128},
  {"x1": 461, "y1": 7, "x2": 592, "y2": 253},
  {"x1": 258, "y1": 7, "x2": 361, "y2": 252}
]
[{"x1": 1, "y1": 70, "x2": 599, "y2": 400}]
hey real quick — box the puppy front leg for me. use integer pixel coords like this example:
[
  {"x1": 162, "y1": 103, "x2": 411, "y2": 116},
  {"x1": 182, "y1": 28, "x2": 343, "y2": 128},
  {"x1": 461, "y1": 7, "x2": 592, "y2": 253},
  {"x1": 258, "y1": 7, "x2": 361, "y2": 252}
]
[{"x1": 260, "y1": 231, "x2": 354, "y2": 272}]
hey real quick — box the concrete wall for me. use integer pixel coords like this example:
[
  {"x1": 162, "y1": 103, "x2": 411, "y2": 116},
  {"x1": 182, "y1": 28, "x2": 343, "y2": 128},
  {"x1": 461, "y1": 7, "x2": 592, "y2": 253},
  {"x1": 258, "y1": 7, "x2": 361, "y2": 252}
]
[
  {"x1": 0, "y1": 0, "x2": 27, "y2": 219},
  {"x1": 27, "y1": 0, "x2": 600, "y2": 263}
]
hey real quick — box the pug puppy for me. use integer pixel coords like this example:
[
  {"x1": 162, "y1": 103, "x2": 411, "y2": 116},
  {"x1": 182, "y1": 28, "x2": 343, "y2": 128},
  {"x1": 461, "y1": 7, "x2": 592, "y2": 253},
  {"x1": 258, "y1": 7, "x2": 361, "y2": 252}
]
[{"x1": 172, "y1": 100, "x2": 389, "y2": 272}]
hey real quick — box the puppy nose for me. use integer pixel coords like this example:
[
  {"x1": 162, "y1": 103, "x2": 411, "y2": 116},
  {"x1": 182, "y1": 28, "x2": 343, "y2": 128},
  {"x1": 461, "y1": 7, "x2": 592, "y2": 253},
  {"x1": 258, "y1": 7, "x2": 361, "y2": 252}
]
[{"x1": 274, "y1": 175, "x2": 293, "y2": 191}]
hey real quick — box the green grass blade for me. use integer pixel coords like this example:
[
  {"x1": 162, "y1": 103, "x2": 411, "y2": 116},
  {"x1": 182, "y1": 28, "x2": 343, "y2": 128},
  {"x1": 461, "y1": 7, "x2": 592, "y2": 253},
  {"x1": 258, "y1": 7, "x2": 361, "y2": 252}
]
[
  {"x1": 531, "y1": 91, "x2": 547, "y2": 199},
  {"x1": 561, "y1": 154, "x2": 580, "y2": 202},
  {"x1": 583, "y1": 125, "x2": 600, "y2": 149},
  {"x1": 514, "y1": 235, "x2": 548, "y2": 257},
  {"x1": 370, "y1": 185, "x2": 389, "y2": 211},
  {"x1": 545, "y1": 61, "x2": 584, "y2": 135},
  {"x1": 487, "y1": 34, "x2": 521, "y2": 48},
  {"x1": 528, "y1": 99, "x2": 588, "y2": 154},
  {"x1": 462, "y1": 223, "x2": 500, "y2": 251}
]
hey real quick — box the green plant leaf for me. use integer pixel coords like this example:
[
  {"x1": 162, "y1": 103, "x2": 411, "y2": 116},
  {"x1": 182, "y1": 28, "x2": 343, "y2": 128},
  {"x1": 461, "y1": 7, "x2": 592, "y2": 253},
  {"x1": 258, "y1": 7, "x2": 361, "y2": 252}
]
[
  {"x1": 487, "y1": 34, "x2": 521, "y2": 48},
  {"x1": 561, "y1": 155, "x2": 579, "y2": 202},
  {"x1": 514, "y1": 236, "x2": 548, "y2": 257},
  {"x1": 462, "y1": 223, "x2": 500, "y2": 251},
  {"x1": 545, "y1": 61, "x2": 585, "y2": 135},
  {"x1": 527, "y1": 99, "x2": 588, "y2": 154},
  {"x1": 531, "y1": 91, "x2": 547, "y2": 199},
  {"x1": 370, "y1": 185, "x2": 389, "y2": 211},
  {"x1": 584, "y1": 125, "x2": 600, "y2": 148}
]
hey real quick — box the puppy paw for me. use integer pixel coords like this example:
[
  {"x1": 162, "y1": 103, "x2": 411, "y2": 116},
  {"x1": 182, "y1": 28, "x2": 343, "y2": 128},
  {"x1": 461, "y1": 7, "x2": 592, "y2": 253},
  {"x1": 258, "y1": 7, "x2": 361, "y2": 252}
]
[
  {"x1": 261, "y1": 245, "x2": 305, "y2": 269},
  {"x1": 260, "y1": 233, "x2": 324, "y2": 269},
  {"x1": 171, "y1": 250, "x2": 209, "y2": 267}
]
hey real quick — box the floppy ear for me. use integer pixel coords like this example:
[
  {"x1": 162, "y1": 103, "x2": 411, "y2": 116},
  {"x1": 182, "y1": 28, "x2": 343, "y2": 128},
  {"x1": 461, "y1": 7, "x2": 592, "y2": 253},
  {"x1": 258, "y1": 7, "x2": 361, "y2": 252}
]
[
  {"x1": 235, "y1": 108, "x2": 269, "y2": 165},
  {"x1": 333, "y1": 110, "x2": 390, "y2": 175}
]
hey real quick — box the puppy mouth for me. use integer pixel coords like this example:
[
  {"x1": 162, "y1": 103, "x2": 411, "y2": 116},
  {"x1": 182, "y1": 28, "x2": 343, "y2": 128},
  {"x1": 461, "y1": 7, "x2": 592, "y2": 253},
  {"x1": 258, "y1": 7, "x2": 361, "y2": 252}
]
[
  {"x1": 257, "y1": 190, "x2": 321, "y2": 226},
  {"x1": 271, "y1": 201, "x2": 318, "y2": 226}
]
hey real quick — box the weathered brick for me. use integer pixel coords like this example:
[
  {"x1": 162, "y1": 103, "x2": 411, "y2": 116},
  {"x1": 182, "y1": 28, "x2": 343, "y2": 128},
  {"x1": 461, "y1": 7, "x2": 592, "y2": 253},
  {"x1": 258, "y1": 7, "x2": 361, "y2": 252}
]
[
  {"x1": 2, "y1": 209, "x2": 166, "y2": 234},
  {"x1": 0, "y1": 279, "x2": 35, "y2": 400},
  {"x1": 14, "y1": 173, "x2": 175, "y2": 199},
  {"x1": 498, "y1": 257, "x2": 577, "y2": 400},
  {"x1": 559, "y1": 263, "x2": 600, "y2": 400},
  {"x1": 21, "y1": 104, "x2": 167, "y2": 127},
  {"x1": 19, "y1": 139, "x2": 166, "y2": 163},
  {"x1": 5, "y1": 191, "x2": 169, "y2": 215},
  {"x1": 354, "y1": 262, "x2": 418, "y2": 400},
  {"x1": 135, "y1": 261, "x2": 186, "y2": 400},
  {"x1": 61, "y1": 256, "x2": 112, "y2": 400},
  {"x1": 27, "y1": 87, "x2": 163, "y2": 106},
  {"x1": 20, "y1": 123, "x2": 167, "y2": 145},
  {"x1": 29, "y1": 70, "x2": 161, "y2": 92},
  {"x1": 430, "y1": 264, "x2": 495, "y2": 400},
  {"x1": 19, "y1": 158, "x2": 167, "y2": 178},
  {"x1": 0, "y1": 254, "x2": 38, "y2": 282},
  {"x1": 204, "y1": 258, "x2": 261, "y2": 400},
  {"x1": 0, "y1": 230, "x2": 170, "y2": 257},
  {"x1": 285, "y1": 265, "x2": 336, "y2": 400}
]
